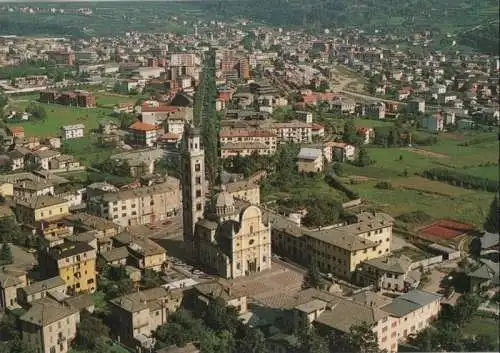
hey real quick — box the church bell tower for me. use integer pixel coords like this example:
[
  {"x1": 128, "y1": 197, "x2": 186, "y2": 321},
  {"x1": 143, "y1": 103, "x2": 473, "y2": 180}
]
[{"x1": 181, "y1": 125, "x2": 205, "y2": 259}]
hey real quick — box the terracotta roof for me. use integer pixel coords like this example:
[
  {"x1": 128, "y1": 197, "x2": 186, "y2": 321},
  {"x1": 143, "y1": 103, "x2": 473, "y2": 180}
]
[{"x1": 128, "y1": 121, "x2": 160, "y2": 131}]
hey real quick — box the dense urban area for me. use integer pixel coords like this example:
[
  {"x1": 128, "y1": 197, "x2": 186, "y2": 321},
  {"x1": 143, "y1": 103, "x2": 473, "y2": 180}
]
[{"x1": 0, "y1": 1, "x2": 498, "y2": 353}]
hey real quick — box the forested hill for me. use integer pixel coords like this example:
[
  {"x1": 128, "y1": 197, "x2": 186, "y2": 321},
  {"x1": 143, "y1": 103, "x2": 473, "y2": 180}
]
[
  {"x1": 205, "y1": 0, "x2": 499, "y2": 53},
  {"x1": 0, "y1": 0, "x2": 497, "y2": 54}
]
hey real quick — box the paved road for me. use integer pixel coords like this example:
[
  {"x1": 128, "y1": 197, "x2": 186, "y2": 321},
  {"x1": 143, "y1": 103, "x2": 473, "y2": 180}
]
[{"x1": 339, "y1": 89, "x2": 405, "y2": 105}]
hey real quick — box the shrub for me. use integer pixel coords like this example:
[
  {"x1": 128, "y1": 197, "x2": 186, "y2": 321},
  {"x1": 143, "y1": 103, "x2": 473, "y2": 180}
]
[{"x1": 375, "y1": 181, "x2": 393, "y2": 189}]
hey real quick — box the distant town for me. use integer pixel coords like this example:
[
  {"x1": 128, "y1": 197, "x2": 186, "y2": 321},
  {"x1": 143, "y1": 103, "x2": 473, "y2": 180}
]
[{"x1": 0, "y1": 7, "x2": 498, "y2": 353}]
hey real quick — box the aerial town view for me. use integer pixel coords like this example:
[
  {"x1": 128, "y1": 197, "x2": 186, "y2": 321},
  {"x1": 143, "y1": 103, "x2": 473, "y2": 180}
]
[{"x1": 0, "y1": 1, "x2": 498, "y2": 353}]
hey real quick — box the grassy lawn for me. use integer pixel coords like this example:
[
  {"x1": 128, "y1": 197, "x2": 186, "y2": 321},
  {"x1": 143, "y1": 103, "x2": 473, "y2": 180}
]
[
  {"x1": 460, "y1": 165, "x2": 499, "y2": 181},
  {"x1": 62, "y1": 135, "x2": 118, "y2": 166},
  {"x1": 463, "y1": 314, "x2": 500, "y2": 350},
  {"x1": 262, "y1": 173, "x2": 351, "y2": 204},
  {"x1": 93, "y1": 91, "x2": 137, "y2": 107},
  {"x1": 354, "y1": 119, "x2": 395, "y2": 128},
  {"x1": 7, "y1": 101, "x2": 114, "y2": 137},
  {"x1": 347, "y1": 180, "x2": 492, "y2": 228}
]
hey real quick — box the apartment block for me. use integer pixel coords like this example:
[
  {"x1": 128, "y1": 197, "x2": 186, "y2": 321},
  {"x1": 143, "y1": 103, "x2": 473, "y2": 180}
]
[
  {"x1": 269, "y1": 212, "x2": 394, "y2": 280},
  {"x1": 87, "y1": 180, "x2": 181, "y2": 228},
  {"x1": 38, "y1": 241, "x2": 97, "y2": 295}
]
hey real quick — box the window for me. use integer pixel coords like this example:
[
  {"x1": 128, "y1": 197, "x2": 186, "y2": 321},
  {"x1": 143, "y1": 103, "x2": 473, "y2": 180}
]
[
  {"x1": 113, "y1": 215, "x2": 118, "y2": 219},
  {"x1": 250, "y1": 225, "x2": 254, "y2": 233},
  {"x1": 381, "y1": 336, "x2": 387, "y2": 343},
  {"x1": 49, "y1": 210, "x2": 52, "y2": 215},
  {"x1": 249, "y1": 239, "x2": 255, "y2": 245},
  {"x1": 263, "y1": 256, "x2": 267, "y2": 262},
  {"x1": 156, "y1": 311, "x2": 160, "y2": 316},
  {"x1": 386, "y1": 238, "x2": 390, "y2": 242},
  {"x1": 196, "y1": 203, "x2": 202, "y2": 211},
  {"x1": 195, "y1": 163, "x2": 201, "y2": 172},
  {"x1": 122, "y1": 213, "x2": 127, "y2": 217},
  {"x1": 195, "y1": 177, "x2": 201, "y2": 185},
  {"x1": 122, "y1": 206, "x2": 126, "y2": 210},
  {"x1": 150, "y1": 200, "x2": 154, "y2": 205},
  {"x1": 382, "y1": 326, "x2": 388, "y2": 332},
  {"x1": 196, "y1": 190, "x2": 202, "y2": 197},
  {"x1": 132, "y1": 211, "x2": 137, "y2": 216},
  {"x1": 391, "y1": 332, "x2": 397, "y2": 338},
  {"x1": 236, "y1": 263, "x2": 240, "y2": 270}
]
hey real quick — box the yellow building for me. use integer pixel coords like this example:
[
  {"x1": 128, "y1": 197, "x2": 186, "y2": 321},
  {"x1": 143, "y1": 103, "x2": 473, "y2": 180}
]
[
  {"x1": 39, "y1": 241, "x2": 97, "y2": 295},
  {"x1": 0, "y1": 181, "x2": 14, "y2": 198},
  {"x1": 297, "y1": 147, "x2": 324, "y2": 173},
  {"x1": 268, "y1": 211, "x2": 394, "y2": 280},
  {"x1": 15, "y1": 195, "x2": 69, "y2": 227}
]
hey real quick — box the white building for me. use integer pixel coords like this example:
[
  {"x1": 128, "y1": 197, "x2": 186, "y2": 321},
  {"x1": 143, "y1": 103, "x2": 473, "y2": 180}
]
[{"x1": 60, "y1": 124, "x2": 84, "y2": 140}]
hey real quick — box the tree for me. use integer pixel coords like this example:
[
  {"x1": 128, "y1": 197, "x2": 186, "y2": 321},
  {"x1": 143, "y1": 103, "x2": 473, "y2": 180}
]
[
  {"x1": 450, "y1": 294, "x2": 481, "y2": 327},
  {"x1": 75, "y1": 312, "x2": 110, "y2": 351},
  {"x1": 483, "y1": 194, "x2": 499, "y2": 233},
  {"x1": 302, "y1": 258, "x2": 322, "y2": 289},
  {"x1": 204, "y1": 297, "x2": 240, "y2": 334},
  {"x1": 0, "y1": 242, "x2": 13, "y2": 265},
  {"x1": 155, "y1": 310, "x2": 205, "y2": 347},
  {"x1": 355, "y1": 147, "x2": 372, "y2": 167},
  {"x1": 343, "y1": 120, "x2": 362, "y2": 146},
  {"x1": 298, "y1": 325, "x2": 329, "y2": 353},
  {"x1": 236, "y1": 326, "x2": 268, "y2": 353},
  {"x1": 141, "y1": 269, "x2": 163, "y2": 289},
  {"x1": 344, "y1": 322, "x2": 382, "y2": 353},
  {"x1": 25, "y1": 103, "x2": 47, "y2": 121}
]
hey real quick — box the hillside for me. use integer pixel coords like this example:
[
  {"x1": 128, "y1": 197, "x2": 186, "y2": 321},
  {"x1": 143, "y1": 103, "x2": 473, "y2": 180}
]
[{"x1": 0, "y1": 0, "x2": 497, "y2": 54}]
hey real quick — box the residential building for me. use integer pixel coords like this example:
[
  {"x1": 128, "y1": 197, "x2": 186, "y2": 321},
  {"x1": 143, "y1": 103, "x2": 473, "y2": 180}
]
[
  {"x1": 357, "y1": 255, "x2": 420, "y2": 291},
  {"x1": 421, "y1": 114, "x2": 444, "y2": 132},
  {"x1": 269, "y1": 212, "x2": 394, "y2": 280},
  {"x1": 49, "y1": 155, "x2": 81, "y2": 171},
  {"x1": 407, "y1": 99, "x2": 426, "y2": 114},
  {"x1": 17, "y1": 276, "x2": 66, "y2": 306},
  {"x1": 60, "y1": 124, "x2": 85, "y2": 140},
  {"x1": 113, "y1": 230, "x2": 167, "y2": 272},
  {"x1": 87, "y1": 179, "x2": 181, "y2": 228},
  {"x1": 219, "y1": 129, "x2": 277, "y2": 156},
  {"x1": 357, "y1": 127, "x2": 374, "y2": 144},
  {"x1": 297, "y1": 147, "x2": 323, "y2": 173},
  {"x1": 109, "y1": 287, "x2": 184, "y2": 350},
  {"x1": 332, "y1": 142, "x2": 356, "y2": 162},
  {"x1": 64, "y1": 213, "x2": 121, "y2": 253},
  {"x1": 0, "y1": 267, "x2": 28, "y2": 309},
  {"x1": 38, "y1": 240, "x2": 97, "y2": 295},
  {"x1": 15, "y1": 195, "x2": 69, "y2": 227},
  {"x1": 330, "y1": 98, "x2": 356, "y2": 115},
  {"x1": 128, "y1": 121, "x2": 162, "y2": 147},
  {"x1": 30, "y1": 149, "x2": 61, "y2": 170},
  {"x1": 193, "y1": 280, "x2": 248, "y2": 314},
  {"x1": 39, "y1": 90, "x2": 95, "y2": 107},
  {"x1": 20, "y1": 297, "x2": 79, "y2": 353},
  {"x1": 381, "y1": 289, "x2": 441, "y2": 341},
  {"x1": 7, "y1": 150, "x2": 24, "y2": 171},
  {"x1": 193, "y1": 188, "x2": 272, "y2": 279},
  {"x1": 365, "y1": 102, "x2": 386, "y2": 119},
  {"x1": 268, "y1": 121, "x2": 313, "y2": 144},
  {"x1": 291, "y1": 288, "x2": 399, "y2": 352},
  {"x1": 468, "y1": 259, "x2": 499, "y2": 293},
  {"x1": 13, "y1": 179, "x2": 54, "y2": 202},
  {"x1": 220, "y1": 142, "x2": 271, "y2": 158},
  {"x1": 47, "y1": 50, "x2": 75, "y2": 66}
]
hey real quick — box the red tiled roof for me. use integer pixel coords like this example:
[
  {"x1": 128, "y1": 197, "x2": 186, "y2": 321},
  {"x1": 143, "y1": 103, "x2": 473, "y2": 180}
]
[
  {"x1": 128, "y1": 121, "x2": 160, "y2": 131},
  {"x1": 217, "y1": 92, "x2": 232, "y2": 102},
  {"x1": 10, "y1": 127, "x2": 24, "y2": 133},
  {"x1": 311, "y1": 123, "x2": 324, "y2": 130},
  {"x1": 357, "y1": 126, "x2": 373, "y2": 133}
]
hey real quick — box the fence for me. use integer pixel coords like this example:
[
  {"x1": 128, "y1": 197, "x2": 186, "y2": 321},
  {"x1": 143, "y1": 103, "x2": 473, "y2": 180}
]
[{"x1": 409, "y1": 255, "x2": 443, "y2": 270}]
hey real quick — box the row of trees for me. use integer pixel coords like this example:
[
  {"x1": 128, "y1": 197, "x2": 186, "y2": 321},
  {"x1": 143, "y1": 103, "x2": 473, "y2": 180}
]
[
  {"x1": 420, "y1": 168, "x2": 498, "y2": 192},
  {"x1": 197, "y1": 49, "x2": 219, "y2": 186}
]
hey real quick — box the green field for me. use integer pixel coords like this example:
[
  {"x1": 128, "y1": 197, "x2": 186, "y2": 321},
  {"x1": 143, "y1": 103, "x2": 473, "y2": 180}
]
[
  {"x1": 463, "y1": 314, "x2": 500, "y2": 350},
  {"x1": 339, "y1": 131, "x2": 498, "y2": 228},
  {"x1": 7, "y1": 100, "x2": 114, "y2": 137},
  {"x1": 62, "y1": 136, "x2": 118, "y2": 166},
  {"x1": 93, "y1": 92, "x2": 137, "y2": 107}
]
